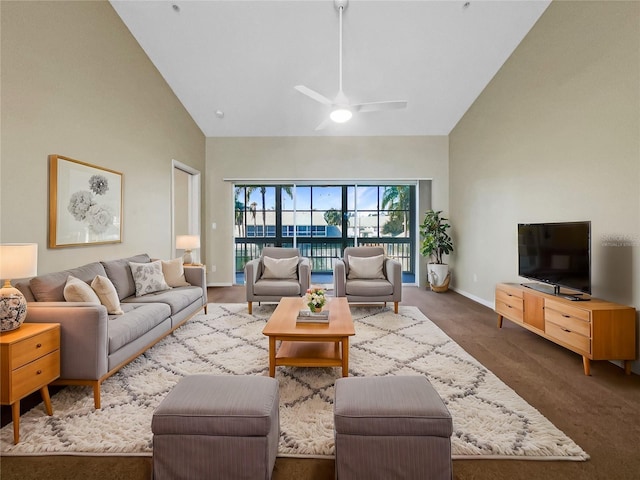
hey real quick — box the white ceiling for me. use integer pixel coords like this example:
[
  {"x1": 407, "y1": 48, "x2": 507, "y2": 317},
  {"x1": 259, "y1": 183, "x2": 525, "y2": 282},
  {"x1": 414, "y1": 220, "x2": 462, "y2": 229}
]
[{"x1": 110, "y1": 0, "x2": 550, "y2": 137}]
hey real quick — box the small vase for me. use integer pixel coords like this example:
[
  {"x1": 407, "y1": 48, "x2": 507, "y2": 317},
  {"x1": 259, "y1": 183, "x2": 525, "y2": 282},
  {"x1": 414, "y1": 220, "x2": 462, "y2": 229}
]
[{"x1": 310, "y1": 304, "x2": 322, "y2": 313}]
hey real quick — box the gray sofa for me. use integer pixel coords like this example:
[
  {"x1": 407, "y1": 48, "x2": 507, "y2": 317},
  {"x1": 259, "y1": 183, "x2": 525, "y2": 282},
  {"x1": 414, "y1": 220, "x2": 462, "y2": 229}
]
[{"x1": 15, "y1": 253, "x2": 207, "y2": 409}]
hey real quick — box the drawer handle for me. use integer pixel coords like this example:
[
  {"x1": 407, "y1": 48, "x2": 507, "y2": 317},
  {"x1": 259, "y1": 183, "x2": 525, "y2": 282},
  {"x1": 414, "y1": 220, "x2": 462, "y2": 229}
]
[
  {"x1": 36, "y1": 370, "x2": 42, "y2": 375},
  {"x1": 562, "y1": 315, "x2": 571, "y2": 319},
  {"x1": 562, "y1": 328, "x2": 571, "y2": 333},
  {"x1": 36, "y1": 343, "x2": 42, "y2": 348}
]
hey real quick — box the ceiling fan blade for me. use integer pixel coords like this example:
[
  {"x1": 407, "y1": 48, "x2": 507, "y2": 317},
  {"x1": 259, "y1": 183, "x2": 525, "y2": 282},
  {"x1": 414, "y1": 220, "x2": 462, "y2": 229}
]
[
  {"x1": 294, "y1": 85, "x2": 333, "y2": 105},
  {"x1": 352, "y1": 100, "x2": 408, "y2": 113},
  {"x1": 315, "y1": 118, "x2": 332, "y2": 131}
]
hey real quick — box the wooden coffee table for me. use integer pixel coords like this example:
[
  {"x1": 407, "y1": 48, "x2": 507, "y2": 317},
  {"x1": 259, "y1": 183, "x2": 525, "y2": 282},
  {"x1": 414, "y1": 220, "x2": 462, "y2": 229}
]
[{"x1": 262, "y1": 297, "x2": 355, "y2": 377}]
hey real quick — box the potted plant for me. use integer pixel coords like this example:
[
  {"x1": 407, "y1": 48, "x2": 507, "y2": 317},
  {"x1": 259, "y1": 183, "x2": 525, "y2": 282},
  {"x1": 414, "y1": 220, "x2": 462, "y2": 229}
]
[{"x1": 419, "y1": 210, "x2": 454, "y2": 291}]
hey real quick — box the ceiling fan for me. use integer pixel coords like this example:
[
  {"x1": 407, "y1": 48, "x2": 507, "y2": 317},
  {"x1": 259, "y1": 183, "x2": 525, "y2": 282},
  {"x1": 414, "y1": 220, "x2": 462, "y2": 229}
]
[{"x1": 294, "y1": 0, "x2": 407, "y2": 131}]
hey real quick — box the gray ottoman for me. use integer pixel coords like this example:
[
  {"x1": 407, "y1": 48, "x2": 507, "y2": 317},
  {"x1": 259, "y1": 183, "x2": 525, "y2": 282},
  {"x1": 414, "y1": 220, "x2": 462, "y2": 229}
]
[
  {"x1": 334, "y1": 376, "x2": 452, "y2": 480},
  {"x1": 152, "y1": 375, "x2": 280, "y2": 480}
]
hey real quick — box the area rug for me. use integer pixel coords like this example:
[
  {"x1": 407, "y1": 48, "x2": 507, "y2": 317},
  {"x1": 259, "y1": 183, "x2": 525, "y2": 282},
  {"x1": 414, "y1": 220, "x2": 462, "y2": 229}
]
[{"x1": 0, "y1": 304, "x2": 589, "y2": 460}]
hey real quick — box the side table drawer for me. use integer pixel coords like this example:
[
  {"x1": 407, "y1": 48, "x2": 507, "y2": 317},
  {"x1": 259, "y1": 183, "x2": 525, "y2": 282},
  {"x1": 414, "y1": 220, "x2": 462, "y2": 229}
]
[
  {"x1": 12, "y1": 350, "x2": 60, "y2": 401},
  {"x1": 12, "y1": 328, "x2": 60, "y2": 369}
]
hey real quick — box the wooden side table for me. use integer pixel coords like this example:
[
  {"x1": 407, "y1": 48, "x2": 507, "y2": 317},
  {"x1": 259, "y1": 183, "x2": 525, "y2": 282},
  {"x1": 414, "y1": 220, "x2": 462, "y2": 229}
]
[{"x1": 0, "y1": 323, "x2": 60, "y2": 444}]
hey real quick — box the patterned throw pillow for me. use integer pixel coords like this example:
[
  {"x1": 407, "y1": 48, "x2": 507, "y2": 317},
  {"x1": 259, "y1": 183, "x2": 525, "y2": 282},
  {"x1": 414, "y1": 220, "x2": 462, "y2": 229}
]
[{"x1": 129, "y1": 260, "x2": 171, "y2": 297}]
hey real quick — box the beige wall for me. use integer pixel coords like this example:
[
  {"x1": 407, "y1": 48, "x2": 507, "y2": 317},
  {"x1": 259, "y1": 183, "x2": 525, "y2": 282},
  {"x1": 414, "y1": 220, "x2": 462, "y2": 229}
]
[
  {"x1": 450, "y1": 1, "x2": 639, "y2": 371},
  {"x1": 1, "y1": 0, "x2": 205, "y2": 274},
  {"x1": 205, "y1": 136, "x2": 448, "y2": 285}
]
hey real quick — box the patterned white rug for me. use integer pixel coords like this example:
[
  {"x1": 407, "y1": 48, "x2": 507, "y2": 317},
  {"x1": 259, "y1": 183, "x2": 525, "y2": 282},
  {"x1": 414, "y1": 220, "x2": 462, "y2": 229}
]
[{"x1": 0, "y1": 304, "x2": 589, "y2": 460}]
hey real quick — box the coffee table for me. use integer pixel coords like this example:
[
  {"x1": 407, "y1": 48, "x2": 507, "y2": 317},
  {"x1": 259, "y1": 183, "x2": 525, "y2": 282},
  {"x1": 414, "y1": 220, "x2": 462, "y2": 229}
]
[{"x1": 262, "y1": 297, "x2": 355, "y2": 377}]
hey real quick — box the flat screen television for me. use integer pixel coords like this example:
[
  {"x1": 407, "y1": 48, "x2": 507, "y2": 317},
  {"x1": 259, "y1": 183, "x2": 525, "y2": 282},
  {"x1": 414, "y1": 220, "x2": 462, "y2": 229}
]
[{"x1": 517, "y1": 221, "x2": 591, "y2": 295}]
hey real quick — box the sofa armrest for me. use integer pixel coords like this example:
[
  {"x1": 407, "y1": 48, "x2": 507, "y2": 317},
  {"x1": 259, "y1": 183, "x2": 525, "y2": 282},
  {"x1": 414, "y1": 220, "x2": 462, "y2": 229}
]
[
  {"x1": 25, "y1": 302, "x2": 109, "y2": 380},
  {"x1": 298, "y1": 257, "x2": 311, "y2": 294},
  {"x1": 385, "y1": 258, "x2": 403, "y2": 301},
  {"x1": 333, "y1": 259, "x2": 347, "y2": 297},
  {"x1": 244, "y1": 258, "x2": 262, "y2": 300},
  {"x1": 184, "y1": 265, "x2": 207, "y2": 307}
]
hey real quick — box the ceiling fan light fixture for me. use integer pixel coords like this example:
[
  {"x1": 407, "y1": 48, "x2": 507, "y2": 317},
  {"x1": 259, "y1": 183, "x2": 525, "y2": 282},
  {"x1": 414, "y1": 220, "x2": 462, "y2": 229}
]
[{"x1": 330, "y1": 107, "x2": 352, "y2": 123}]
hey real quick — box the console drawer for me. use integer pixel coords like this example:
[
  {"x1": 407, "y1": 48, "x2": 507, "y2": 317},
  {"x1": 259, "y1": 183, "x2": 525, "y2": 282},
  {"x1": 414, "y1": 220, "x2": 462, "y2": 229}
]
[
  {"x1": 545, "y1": 308, "x2": 591, "y2": 337},
  {"x1": 496, "y1": 287, "x2": 523, "y2": 308},
  {"x1": 496, "y1": 299, "x2": 524, "y2": 323},
  {"x1": 545, "y1": 299, "x2": 590, "y2": 323},
  {"x1": 546, "y1": 321, "x2": 590, "y2": 354}
]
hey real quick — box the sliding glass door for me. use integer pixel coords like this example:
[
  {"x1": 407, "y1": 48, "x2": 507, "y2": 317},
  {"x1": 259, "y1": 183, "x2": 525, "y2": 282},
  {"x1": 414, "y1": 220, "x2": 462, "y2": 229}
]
[{"x1": 234, "y1": 183, "x2": 416, "y2": 283}]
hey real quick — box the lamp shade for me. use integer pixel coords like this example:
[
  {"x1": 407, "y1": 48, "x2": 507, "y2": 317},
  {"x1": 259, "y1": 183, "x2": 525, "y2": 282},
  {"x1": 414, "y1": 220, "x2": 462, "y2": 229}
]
[
  {"x1": 0, "y1": 243, "x2": 38, "y2": 280},
  {"x1": 176, "y1": 235, "x2": 200, "y2": 250}
]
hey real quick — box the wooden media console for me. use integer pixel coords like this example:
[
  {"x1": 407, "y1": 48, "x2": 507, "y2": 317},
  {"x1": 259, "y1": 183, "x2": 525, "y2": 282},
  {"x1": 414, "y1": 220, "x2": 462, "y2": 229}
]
[{"x1": 495, "y1": 283, "x2": 636, "y2": 375}]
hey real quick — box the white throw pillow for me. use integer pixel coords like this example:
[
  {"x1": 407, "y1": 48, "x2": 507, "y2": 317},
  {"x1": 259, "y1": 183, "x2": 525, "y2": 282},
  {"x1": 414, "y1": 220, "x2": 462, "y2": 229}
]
[
  {"x1": 63, "y1": 275, "x2": 101, "y2": 304},
  {"x1": 347, "y1": 254, "x2": 385, "y2": 280},
  {"x1": 262, "y1": 256, "x2": 299, "y2": 279},
  {"x1": 161, "y1": 258, "x2": 191, "y2": 287},
  {"x1": 129, "y1": 260, "x2": 171, "y2": 297},
  {"x1": 91, "y1": 275, "x2": 124, "y2": 315}
]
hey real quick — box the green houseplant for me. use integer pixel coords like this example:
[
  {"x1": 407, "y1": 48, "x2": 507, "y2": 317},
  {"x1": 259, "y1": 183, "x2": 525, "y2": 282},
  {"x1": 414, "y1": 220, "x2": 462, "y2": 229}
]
[{"x1": 419, "y1": 210, "x2": 453, "y2": 291}]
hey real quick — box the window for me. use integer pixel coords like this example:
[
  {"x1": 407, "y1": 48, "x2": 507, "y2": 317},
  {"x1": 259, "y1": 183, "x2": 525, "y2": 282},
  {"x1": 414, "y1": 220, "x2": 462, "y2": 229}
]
[{"x1": 234, "y1": 183, "x2": 416, "y2": 281}]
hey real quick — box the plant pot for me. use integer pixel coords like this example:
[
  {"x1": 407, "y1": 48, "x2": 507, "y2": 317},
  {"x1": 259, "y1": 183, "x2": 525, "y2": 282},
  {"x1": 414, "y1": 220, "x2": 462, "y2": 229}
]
[
  {"x1": 310, "y1": 304, "x2": 323, "y2": 313},
  {"x1": 427, "y1": 263, "x2": 450, "y2": 291}
]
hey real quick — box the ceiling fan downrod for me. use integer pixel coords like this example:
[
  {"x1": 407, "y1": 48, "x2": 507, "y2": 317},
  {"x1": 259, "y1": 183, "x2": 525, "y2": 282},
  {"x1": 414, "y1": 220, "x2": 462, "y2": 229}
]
[{"x1": 332, "y1": 0, "x2": 351, "y2": 122}]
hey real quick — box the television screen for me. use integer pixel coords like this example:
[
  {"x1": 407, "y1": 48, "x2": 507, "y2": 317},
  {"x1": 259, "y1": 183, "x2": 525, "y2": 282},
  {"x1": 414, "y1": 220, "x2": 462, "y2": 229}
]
[{"x1": 518, "y1": 221, "x2": 591, "y2": 295}]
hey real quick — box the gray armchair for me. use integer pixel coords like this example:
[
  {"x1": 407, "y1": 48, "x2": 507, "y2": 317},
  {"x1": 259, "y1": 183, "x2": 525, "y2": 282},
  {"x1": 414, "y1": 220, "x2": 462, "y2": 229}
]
[
  {"x1": 244, "y1": 247, "x2": 311, "y2": 314},
  {"x1": 333, "y1": 246, "x2": 402, "y2": 313}
]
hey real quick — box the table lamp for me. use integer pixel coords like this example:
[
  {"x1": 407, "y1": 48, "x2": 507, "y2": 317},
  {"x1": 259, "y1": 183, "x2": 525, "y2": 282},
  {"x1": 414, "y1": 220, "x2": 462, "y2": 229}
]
[
  {"x1": 0, "y1": 243, "x2": 38, "y2": 331},
  {"x1": 176, "y1": 235, "x2": 200, "y2": 265}
]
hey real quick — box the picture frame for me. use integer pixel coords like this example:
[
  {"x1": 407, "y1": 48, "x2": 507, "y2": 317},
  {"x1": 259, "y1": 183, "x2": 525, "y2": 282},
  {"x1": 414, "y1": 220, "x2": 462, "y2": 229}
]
[{"x1": 49, "y1": 154, "x2": 123, "y2": 248}]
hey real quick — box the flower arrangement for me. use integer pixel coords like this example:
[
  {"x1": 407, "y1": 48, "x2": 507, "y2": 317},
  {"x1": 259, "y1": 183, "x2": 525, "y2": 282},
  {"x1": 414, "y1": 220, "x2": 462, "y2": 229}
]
[
  {"x1": 67, "y1": 174, "x2": 113, "y2": 235},
  {"x1": 306, "y1": 287, "x2": 326, "y2": 313}
]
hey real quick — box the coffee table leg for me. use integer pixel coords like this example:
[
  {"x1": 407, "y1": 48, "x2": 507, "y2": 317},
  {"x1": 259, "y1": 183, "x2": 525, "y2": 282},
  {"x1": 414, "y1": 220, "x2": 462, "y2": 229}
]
[
  {"x1": 269, "y1": 337, "x2": 276, "y2": 377},
  {"x1": 342, "y1": 337, "x2": 349, "y2": 377}
]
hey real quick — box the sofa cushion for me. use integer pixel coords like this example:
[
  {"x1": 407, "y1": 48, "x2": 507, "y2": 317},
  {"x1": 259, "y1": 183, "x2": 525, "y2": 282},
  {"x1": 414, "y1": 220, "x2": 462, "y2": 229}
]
[
  {"x1": 101, "y1": 254, "x2": 150, "y2": 300},
  {"x1": 347, "y1": 254, "x2": 385, "y2": 280},
  {"x1": 161, "y1": 258, "x2": 190, "y2": 287},
  {"x1": 345, "y1": 278, "x2": 393, "y2": 296},
  {"x1": 91, "y1": 275, "x2": 124, "y2": 315},
  {"x1": 108, "y1": 302, "x2": 171, "y2": 353},
  {"x1": 262, "y1": 256, "x2": 299, "y2": 279},
  {"x1": 129, "y1": 260, "x2": 171, "y2": 297},
  {"x1": 63, "y1": 276, "x2": 101, "y2": 304},
  {"x1": 254, "y1": 279, "x2": 301, "y2": 296},
  {"x1": 30, "y1": 262, "x2": 107, "y2": 302},
  {"x1": 122, "y1": 286, "x2": 203, "y2": 315}
]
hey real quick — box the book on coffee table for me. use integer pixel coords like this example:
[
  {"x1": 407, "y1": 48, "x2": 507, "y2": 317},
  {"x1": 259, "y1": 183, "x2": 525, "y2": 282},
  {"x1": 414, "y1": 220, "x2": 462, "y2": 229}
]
[{"x1": 296, "y1": 310, "x2": 329, "y2": 323}]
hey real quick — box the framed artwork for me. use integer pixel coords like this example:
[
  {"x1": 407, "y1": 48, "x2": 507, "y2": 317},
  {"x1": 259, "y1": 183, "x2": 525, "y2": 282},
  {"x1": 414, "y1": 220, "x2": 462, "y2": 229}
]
[{"x1": 49, "y1": 154, "x2": 123, "y2": 248}]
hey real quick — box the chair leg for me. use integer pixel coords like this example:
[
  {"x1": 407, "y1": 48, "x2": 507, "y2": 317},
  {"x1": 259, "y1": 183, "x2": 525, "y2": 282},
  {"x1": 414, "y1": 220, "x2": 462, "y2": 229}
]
[
  {"x1": 248, "y1": 302, "x2": 253, "y2": 314},
  {"x1": 394, "y1": 302, "x2": 399, "y2": 314}
]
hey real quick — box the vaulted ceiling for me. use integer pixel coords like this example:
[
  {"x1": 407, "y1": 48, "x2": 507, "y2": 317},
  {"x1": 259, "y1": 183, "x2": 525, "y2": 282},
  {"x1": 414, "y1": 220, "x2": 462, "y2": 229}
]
[{"x1": 110, "y1": 0, "x2": 550, "y2": 137}]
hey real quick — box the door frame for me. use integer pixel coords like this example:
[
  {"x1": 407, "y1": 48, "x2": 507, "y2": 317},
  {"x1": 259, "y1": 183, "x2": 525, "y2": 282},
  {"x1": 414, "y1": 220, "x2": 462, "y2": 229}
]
[{"x1": 171, "y1": 160, "x2": 201, "y2": 259}]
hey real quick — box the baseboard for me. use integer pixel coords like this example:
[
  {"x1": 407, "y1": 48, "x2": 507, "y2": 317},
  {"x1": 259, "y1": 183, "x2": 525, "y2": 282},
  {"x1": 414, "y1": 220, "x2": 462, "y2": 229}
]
[
  {"x1": 451, "y1": 287, "x2": 494, "y2": 310},
  {"x1": 207, "y1": 282, "x2": 234, "y2": 287}
]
